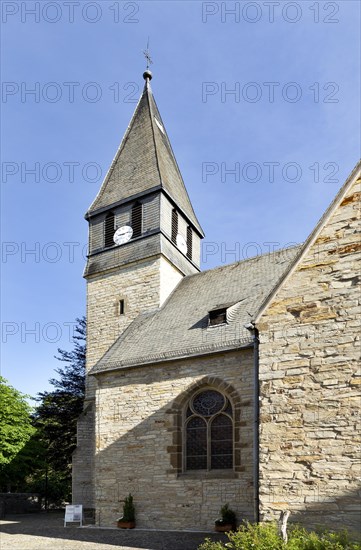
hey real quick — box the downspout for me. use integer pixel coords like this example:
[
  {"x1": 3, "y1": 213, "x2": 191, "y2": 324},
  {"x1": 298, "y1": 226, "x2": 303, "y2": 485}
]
[
  {"x1": 253, "y1": 326, "x2": 260, "y2": 523},
  {"x1": 246, "y1": 322, "x2": 260, "y2": 522}
]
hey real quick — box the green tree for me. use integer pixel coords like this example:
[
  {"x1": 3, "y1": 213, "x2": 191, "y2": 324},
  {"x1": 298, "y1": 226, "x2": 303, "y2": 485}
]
[
  {"x1": 0, "y1": 377, "x2": 35, "y2": 466},
  {"x1": 34, "y1": 316, "x2": 86, "y2": 472},
  {"x1": 0, "y1": 377, "x2": 36, "y2": 491},
  {"x1": 0, "y1": 433, "x2": 46, "y2": 493},
  {"x1": 0, "y1": 317, "x2": 86, "y2": 502}
]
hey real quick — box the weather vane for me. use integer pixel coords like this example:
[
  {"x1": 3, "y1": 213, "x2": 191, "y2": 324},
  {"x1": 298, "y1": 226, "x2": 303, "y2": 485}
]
[{"x1": 143, "y1": 38, "x2": 153, "y2": 70}]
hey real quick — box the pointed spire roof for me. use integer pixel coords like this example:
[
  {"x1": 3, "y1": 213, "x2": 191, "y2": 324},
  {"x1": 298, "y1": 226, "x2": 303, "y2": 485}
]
[{"x1": 86, "y1": 73, "x2": 204, "y2": 236}]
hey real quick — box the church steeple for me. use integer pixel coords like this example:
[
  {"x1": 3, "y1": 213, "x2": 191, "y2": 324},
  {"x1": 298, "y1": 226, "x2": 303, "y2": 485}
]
[
  {"x1": 84, "y1": 70, "x2": 204, "y2": 282},
  {"x1": 75, "y1": 67, "x2": 204, "y2": 515},
  {"x1": 86, "y1": 72, "x2": 203, "y2": 236},
  {"x1": 84, "y1": 70, "x2": 204, "y2": 372}
]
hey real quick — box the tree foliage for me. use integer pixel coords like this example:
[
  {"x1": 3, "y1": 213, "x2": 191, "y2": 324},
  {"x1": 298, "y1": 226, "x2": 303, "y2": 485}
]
[
  {"x1": 34, "y1": 316, "x2": 86, "y2": 471},
  {"x1": 0, "y1": 377, "x2": 35, "y2": 465},
  {"x1": 0, "y1": 433, "x2": 46, "y2": 492},
  {"x1": 0, "y1": 317, "x2": 86, "y2": 503}
]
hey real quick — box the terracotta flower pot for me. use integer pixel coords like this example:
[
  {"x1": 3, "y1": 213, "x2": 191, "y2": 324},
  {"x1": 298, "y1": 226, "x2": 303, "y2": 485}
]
[{"x1": 117, "y1": 520, "x2": 135, "y2": 529}]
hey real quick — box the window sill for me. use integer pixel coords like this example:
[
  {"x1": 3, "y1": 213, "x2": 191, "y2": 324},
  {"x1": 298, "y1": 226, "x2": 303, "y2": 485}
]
[{"x1": 177, "y1": 470, "x2": 237, "y2": 480}]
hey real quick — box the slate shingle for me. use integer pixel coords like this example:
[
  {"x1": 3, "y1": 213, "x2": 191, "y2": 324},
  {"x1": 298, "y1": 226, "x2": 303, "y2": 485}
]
[
  {"x1": 86, "y1": 79, "x2": 204, "y2": 236},
  {"x1": 90, "y1": 245, "x2": 302, "y2": 374}
]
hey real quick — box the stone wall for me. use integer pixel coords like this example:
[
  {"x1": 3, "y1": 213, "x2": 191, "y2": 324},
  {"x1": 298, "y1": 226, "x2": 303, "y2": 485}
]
[
  {"x1": 85, "y1": 255, "x2": 186, "y2": 394},
  {"x1": 72, "y1": 403, "x2": 95, "y2": 508},
  {"x1": 0, "y1": 493, "x2": 41, "y2": 515},
  {"x1": 74, "y1": 253, "x2": 188, "y2": 509},
  {"x1": 257, "y1": 173, "x2": 361, "y2": 533},
  {"x1": 93, "y1": 349, "x2": 255, "y2": 530}
]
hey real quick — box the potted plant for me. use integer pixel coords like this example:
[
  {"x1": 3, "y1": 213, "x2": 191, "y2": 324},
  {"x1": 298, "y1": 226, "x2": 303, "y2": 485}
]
[
  {"x1": 117, "y1": 493, "x2": 135, "y2": 529},
  {"x1": 214, "y1": 503, "x2": 236, "y2": 532}
]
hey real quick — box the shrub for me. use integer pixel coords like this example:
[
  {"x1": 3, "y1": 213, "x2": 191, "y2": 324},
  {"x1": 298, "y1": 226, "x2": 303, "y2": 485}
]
[
  {"x1": 119, "y1": 493, "x2": 135, "y2": 522},
  {"x1": 287, "y1": 525, "x2": 361, "y2": 550},
  {"x1": 198, "y1": 521, "x2": 361, "y2": 550},
  {"x1": 215, "y1": 503, "x2": 237, "y2": 526}
]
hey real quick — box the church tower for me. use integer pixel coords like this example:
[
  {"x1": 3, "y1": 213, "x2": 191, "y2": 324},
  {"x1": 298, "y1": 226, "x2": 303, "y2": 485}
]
[
  {"x1": 85, "y1": 68, "x2": 204, "y2": 384},
  {"x1": 73, "y1": 69, "x2": 204, "y2": 510}
]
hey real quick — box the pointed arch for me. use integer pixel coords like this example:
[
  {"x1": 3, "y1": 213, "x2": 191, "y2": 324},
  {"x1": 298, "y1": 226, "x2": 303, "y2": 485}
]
[{"x1": 167, "y1": 376, "x2": 243, "y2": 475}]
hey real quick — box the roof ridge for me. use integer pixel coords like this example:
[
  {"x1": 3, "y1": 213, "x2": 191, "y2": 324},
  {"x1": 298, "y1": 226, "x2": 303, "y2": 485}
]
[
  {"x1": 149, "y1": 91, "x2": 203, "y2": 233},
  {"x1": 146, "y1": 80, "x2": 163, "y2": 190},
  {"x1": 142, "y1": 244, "x2": 302, "y2": 315}
]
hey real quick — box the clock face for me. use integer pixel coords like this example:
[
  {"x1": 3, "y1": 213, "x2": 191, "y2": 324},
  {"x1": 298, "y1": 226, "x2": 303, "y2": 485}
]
[
  {"x1": 176, "y1": 234, "x2": 188, "y2": 255},
  {"x1": 113, "y1": 225, "x2": 133, "y2": 246}
]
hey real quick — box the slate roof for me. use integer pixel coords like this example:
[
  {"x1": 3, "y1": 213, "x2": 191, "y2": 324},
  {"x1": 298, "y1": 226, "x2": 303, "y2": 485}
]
[
  {"x1": 90, "y1": 245, "x2": 302, "y2": 374},
  {"x1": 86, "y1": 78, "x2": 204, "y2": 236}
]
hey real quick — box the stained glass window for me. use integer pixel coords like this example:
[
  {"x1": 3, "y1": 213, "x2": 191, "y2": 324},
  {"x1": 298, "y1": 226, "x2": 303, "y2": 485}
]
[
  {"x1": 185, "y1": 390, "x2": 233, "y2": 471},
  {"x1": 192, "y1": 390, "x2": 225, "y2": 416},
  {"x1": 211, "y1": 414, "x2": 233, "y2": 469},
  {"x1": 186, "y1": 417, "x2": 207, "y2": 470}
]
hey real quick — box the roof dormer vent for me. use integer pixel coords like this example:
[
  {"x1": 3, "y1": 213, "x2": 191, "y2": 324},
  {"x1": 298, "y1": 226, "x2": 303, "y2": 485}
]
[{"x1": 208, "y1": 308, "x2": 227, "y2": 327}]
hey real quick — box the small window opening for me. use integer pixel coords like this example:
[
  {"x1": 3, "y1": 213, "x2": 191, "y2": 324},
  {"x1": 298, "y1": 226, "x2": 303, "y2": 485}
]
[
  {"x1": 209, "y1": 308, "x2": 227, "y2": 327},
  {"x1": 132, "y1": 201, "x2": 142, "y2": 238},
  {"x1": 186, "y1": 226, "x2": 193, "y2": 260},
  {"x1": 171, "y1": 209, "x2": 178, "y2": 244},
  {"x1": 104, "y1": 212, "x2": 115, "y2": 248},
  {"x1": 119, "y1": 300, "x2": 125, "y2": 315}
]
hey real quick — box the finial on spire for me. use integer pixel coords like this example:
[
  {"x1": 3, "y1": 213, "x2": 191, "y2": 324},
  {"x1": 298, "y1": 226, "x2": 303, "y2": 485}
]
[{"x1": 143, "y1": 37, "x2": 153, "y2": 81}]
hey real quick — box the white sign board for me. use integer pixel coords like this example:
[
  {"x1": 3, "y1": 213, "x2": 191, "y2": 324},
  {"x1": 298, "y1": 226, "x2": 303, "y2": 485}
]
[{"x1": 64, "y1": 504, "x2": 83, "y2": 527}]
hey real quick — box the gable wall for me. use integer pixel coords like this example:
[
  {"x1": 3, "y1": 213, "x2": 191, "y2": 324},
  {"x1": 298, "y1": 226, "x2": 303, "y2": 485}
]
[
  {"x1": 93, "y1": 349, "x2": 255, "y2": 530},
  {"x1": 257, "y1": 175, "x2": 361, "y2": 533}
]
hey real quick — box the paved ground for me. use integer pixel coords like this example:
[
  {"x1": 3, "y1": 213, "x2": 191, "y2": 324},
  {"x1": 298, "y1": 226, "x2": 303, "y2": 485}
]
[{"x1": 0, "y1": 512, "x2": 227, "y2": 550}]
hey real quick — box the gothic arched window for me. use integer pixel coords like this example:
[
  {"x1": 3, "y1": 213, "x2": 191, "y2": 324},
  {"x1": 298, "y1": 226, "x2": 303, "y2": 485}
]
[
  {"x1": 104, "y1": 212, "x2": 115, "y2": 248},
  {"x1": 131, "y1": 201, "x2": 142, "y2": 238},
  {"x1": 185, "y1": 389, "x2": 233, "y2": 471}
]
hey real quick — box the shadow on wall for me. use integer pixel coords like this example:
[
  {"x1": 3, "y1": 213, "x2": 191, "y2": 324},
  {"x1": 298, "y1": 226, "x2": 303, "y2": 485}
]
[
  {"x1": 90, "y1": 366, "x2": 255, "y2": 530},
  {"x1": 77, "y1": 356, "x2": 359, "y2": 534}
]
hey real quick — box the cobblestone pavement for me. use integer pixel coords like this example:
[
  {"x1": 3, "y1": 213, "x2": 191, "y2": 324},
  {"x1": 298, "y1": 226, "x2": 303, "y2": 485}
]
[{"x1": 0, "y1": 512, "x2": 227, "y2": 550}]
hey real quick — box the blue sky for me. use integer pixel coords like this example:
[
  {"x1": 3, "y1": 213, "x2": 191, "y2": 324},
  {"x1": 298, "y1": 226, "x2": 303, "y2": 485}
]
[{"x1": 1, "y1": 0, "x2": 360, "y2": 401}]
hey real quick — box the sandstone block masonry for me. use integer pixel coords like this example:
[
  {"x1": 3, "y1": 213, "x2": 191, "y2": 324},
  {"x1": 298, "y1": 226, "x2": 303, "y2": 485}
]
[
  {"x1": 86, "y1": 256, "x2": 184, "y2": 382},
  {"x1": 92, "y1": 350, "x2": 255, "y2": 530},
  {"x1": 257, "y1": 175, "x2": 361, "y2": 534},
  {"x1": 73, "y1": 254, "x2": 185, "y2": 510}
]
